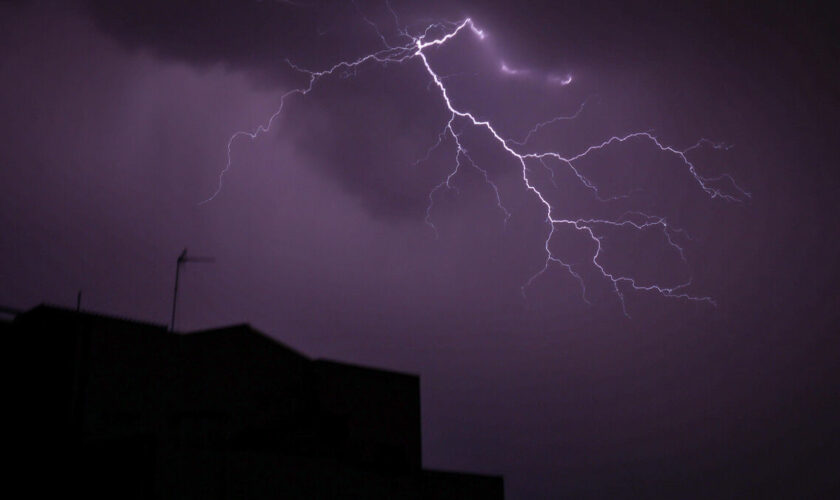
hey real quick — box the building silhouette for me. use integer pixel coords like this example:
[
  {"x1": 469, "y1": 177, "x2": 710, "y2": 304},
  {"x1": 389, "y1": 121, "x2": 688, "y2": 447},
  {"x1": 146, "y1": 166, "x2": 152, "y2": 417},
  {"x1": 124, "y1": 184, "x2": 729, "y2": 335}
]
[{"x1": 3, "y1": 305, "x2": 503, "y2": 499}]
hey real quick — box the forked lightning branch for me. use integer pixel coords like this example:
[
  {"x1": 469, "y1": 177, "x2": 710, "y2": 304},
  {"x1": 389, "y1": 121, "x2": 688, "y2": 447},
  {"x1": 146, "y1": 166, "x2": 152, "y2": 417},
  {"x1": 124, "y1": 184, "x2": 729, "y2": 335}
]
[{"x1": 202, "y1": 13, "x2": 750, "y2": 317}]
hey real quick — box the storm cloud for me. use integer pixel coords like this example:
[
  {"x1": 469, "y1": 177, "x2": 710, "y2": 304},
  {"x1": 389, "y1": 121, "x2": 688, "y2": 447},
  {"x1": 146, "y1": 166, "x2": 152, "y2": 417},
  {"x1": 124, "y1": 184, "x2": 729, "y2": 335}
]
[{"x1": 2, "y1": 0, "x2": 839, "y2": 497}]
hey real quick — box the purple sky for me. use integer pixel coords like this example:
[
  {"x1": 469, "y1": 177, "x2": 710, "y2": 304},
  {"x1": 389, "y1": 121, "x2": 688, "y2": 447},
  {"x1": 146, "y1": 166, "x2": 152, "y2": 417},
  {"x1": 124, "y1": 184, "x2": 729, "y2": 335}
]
[{"x1": 2, "y1": 1, "x2": 838, "y2": 497}]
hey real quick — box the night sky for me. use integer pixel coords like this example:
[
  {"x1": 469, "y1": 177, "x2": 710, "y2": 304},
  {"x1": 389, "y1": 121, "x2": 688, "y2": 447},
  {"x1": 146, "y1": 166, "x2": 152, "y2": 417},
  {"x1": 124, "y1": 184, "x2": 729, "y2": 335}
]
[{"x1": 2, "y1": 0, "x2": 839, "y2": 497}]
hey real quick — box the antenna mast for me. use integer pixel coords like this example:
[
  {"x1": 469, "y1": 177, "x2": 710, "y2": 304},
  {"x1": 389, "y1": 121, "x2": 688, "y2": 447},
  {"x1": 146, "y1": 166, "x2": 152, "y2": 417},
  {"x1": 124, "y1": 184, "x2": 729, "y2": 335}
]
[{"x1": 170, "y1": 248, "x2": 214, "y2": 332}]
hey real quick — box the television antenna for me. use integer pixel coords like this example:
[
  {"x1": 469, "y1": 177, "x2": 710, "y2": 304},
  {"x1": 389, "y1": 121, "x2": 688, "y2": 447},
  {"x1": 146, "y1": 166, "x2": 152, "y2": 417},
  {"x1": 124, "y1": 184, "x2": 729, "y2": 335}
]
[{"x1": 170, "y1": 248, "x2": 214, "y2": 332}]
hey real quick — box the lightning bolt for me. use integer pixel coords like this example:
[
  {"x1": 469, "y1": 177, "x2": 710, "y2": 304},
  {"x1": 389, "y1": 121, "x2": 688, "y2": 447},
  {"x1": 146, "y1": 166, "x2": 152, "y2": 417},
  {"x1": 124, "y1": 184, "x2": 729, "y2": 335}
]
[{"x1": 202, "y1": 11, "x2": 750, "y2": 317}]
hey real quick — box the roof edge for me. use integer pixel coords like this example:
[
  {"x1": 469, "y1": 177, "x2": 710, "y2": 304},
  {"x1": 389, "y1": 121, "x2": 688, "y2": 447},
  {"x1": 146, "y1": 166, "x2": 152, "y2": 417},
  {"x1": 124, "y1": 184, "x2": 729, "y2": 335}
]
[
  {"x1": 314, "y1": 358, "x2": 419, "y2": 379},
  {"x1": 184, "y1": 323, "x2": 309, "y2": 359},
  {"x1": 19, "y1": 303, "x2": 168, "y2": 330}
]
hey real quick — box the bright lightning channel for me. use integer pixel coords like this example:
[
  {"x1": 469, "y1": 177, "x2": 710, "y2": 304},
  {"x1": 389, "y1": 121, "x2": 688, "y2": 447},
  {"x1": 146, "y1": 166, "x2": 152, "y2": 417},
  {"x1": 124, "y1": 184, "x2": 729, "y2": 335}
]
[{"x1": 201, "y1": 14, "x2": 750, "y2": 317}]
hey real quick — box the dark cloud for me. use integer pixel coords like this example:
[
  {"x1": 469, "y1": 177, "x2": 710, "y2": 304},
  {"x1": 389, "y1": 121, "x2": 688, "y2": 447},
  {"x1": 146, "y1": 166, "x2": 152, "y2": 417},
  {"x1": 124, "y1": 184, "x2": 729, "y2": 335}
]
[{"x1": 78, "y1": 0, "x2": 838, "y2": 218}]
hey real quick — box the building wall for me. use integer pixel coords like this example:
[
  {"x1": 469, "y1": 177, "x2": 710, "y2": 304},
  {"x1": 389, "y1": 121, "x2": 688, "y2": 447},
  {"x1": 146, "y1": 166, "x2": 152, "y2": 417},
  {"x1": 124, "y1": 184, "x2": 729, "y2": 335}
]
[
  {"x1": 314, "y1": 359, "x2": 422, "y2": 471},
  {"x1": 4, "y1": 305, "x2": 502, "y2": 499}
]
